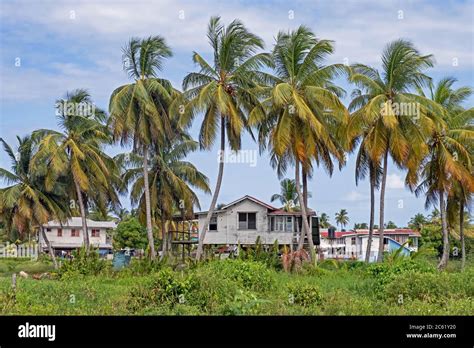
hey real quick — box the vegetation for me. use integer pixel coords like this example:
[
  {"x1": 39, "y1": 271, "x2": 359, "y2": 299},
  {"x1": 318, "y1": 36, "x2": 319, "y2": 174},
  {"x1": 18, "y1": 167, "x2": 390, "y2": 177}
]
[
  {"x1": 0, "y1": 255, "x2": 472, "y2": 315},
  {"x1": 0, "y1": 17, "x2": 472, "y2": 279}
]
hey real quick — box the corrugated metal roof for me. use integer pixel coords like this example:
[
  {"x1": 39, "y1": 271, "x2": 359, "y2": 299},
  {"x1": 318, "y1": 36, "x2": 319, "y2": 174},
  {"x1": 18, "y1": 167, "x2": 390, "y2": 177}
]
[{"x1": 43, "y1": 217, "x2": 116, "y2": 229}]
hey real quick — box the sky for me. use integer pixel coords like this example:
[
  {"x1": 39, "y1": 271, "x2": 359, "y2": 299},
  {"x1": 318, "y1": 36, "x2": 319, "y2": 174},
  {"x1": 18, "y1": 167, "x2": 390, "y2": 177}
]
[{"x1": 0, "y1": 0, "x2": 473, "y2": 228}]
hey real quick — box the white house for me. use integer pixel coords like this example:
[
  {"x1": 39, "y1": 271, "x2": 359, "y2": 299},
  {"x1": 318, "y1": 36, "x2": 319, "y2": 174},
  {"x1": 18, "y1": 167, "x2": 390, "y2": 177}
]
[
  {"x1": 196, "y1": 195, "x2": 316, "y2": 246},
  {"x1": 319, "y1": 228, "x2": 420, "y2": 262},
  {"x1": 39, "y1": 217, "x2": 116, "y2": 256}
]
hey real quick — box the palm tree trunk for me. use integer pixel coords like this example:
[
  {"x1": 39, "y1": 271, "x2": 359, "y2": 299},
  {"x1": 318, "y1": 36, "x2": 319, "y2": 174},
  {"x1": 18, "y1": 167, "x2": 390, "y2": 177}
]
[
  {"x1": 377, "y1": 150, "x2": 388, "y2": 262},
  {"x1": 295, "y1": 160, "x2": 315, "y2": 260},
  {"x1": 365, "y1": 165, "x2": 375, "y2": 263},
  {"x1": 142, "y1": 146, "x2": 156, "y2": 260},
  {"x1": 161, "y1": 217, "x2": 167, "y2": 258},
  {"x1": 460, "y1": 200, "x2": 465, "y2": 271},
  {"x1": 302, "y1": 169, "x2": 308, "y2": 208},
  {"x1": 40, "y1": 226, "x2": 58, "y2": 269},
  {"x1": 438, "y1": 190, "x2": 449, "y2": 270},
  {"x1": 196, "y1": 117, "x2": 225, "y2": 261},
  {"x1": 74, "y1": 178, "x2": 90, "y2": 254}
]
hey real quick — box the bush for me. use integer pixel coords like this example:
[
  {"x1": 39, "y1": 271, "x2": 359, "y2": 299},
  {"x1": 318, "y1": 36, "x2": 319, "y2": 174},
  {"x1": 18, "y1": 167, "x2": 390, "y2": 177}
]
[
  {"x1": 384, "y1": 269, "x2": 474, "y2": 304},
  {"x1": 287, "y1": 283, "x2": 323, "y2": 307},
  {"x1": 127, "y1": 268, "x2": 196, "y2": 311},
  {"x1": 58, "y1": 247, "x2": 108, "y2": 279},
  {"x1": 366, "y1": 259, "x2": 435, "y2": 294},
  {"x1": 201, "y1": 259, "x2": 275, "y2": 292}
]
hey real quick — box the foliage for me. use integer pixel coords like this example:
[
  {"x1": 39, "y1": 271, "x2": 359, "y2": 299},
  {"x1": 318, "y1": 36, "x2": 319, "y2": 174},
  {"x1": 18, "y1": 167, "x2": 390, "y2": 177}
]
[
  {"x1": 201, "y1": 259, "x2": 275, "y2": 292},
  {"x1": 58, "y1": 247, "x2": 108, "y2": 279},
  {"x1": 113, "y1": 217, "x2": 148, "y2": 250},
  {"x1": 287, "y1": 283, "x2": 323, "y2": 307}
]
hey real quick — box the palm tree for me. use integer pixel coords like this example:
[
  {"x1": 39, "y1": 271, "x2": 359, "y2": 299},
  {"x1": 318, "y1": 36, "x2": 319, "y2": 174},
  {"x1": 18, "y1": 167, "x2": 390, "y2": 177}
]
[
  {"x1": 348, "y1": 39, "x2": 440, "y2": 262},
  {"x1": 408, "y1": 213, "x2": 428, "y2": 231},
  {"x1": 253, "y1": 26, "x2": 348, "y2": 259},
  {"x1": 181, "y1": 17, "x2": 269, "y2": 260},
  {"x1": 353, "y1": 125, "x2": 383, "y2": 262},
  {"x1": 118, "y1": 133, "x2": 210, "y2": 257},
  {"x1": 270, "y1": 178, "x2": 303, "y2": 211},
  {"x1": 32, "y1": 89, "x2": 116, "y2": 253},
  {"x1": 447, "y1": 181, "x2": 472, "y2": 271},
  {"x1": 335, "y1": 209, "x2": 349, "y2": 230},
  {"x1": 410, "y1": 78, "x2": 473, "y2": 270},
  {"x1": 0, "y1": 136, "x2": 69, "y2": 268},
  {"x1": 319, "y1": 213, "x2": 330, "y2": 228},
  {"x1": 109, "y1": 36, "x2": 177, "y2": 260}
]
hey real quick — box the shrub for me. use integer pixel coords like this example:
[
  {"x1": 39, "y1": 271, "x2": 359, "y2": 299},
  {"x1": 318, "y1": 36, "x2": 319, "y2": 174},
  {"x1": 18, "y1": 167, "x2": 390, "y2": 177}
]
[
  {"x1": 120, "y1": 257, "x2": 165, "y2": 276},
  {"x1": 384, "y1": 270, "x2": 474, "y2": 304},
  {"x1": 127, "y1": 268, "x2": 196, "y2": 311},
  {"x1": 58, "y1": 247, "x2": 108, "y2": 279},
  {"x1": 366, "y1": 259, "x2": 435, "y2": 294},
  {"x1": 287, "y1": 283, "x2": 323, "y2": 307},
  {"x1": 220, "y1": 289, "x2": 270, "y2": 315},
  {"x1": 201, "y1": 259, "x2": 275, "y2": 292}
]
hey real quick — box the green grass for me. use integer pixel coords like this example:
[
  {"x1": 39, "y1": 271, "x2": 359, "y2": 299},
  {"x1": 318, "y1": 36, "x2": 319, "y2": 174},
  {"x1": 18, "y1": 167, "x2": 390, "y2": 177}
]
[{"x1": 0, "y1": 256, "x2": 472, "y2": 315}]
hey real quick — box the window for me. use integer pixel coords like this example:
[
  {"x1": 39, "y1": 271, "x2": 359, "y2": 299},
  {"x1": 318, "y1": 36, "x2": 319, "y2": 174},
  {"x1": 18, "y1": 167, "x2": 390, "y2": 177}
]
[
  {"x1": 91, "y1": 229, "x2": 100, "y2": 237},
  {"x1": 71, "y1": 229, "x2": 80, "y2": 237},
  {"x1": 285, "y1": 217, "x2": 293, "y2": 232},
  {"x1": 209, "y1": 216, "x2": 217, "y2": 231},
  {"x1": 351, "y1": 237, "x2": 356, "y2": 245},
  {"x1": 46, "y1": 228, "x2": 51, "y2": 232},
  {"x1": 57, "y1": 229, "x2": 62, "y2": 237},
  {"x1": 238, "y1": 212, "x2": 256, "y2": 230}
]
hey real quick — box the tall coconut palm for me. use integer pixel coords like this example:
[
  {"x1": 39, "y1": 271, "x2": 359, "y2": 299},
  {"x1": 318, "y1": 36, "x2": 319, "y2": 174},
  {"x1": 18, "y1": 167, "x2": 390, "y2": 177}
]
[
  {"x1": 252, "y1": 26, "x2": 348, "y2": 259},
  {"x1": 410, "y1": 78, "x2": 473, "y2": 270},
  {"x1": 181, "y1": 16, "x2": 270, "y2": 260},
  {"x1": 32, "y1": 89, "x2": 116, "y2": 253},
  {"x1": 319, "y1": 212, "x2": 331, "y2": 228},
  {"x1": 0, "y1": 136, "x2": 69, "y2": 268},
  {"x1": 348, "y1": 39, "x2": 441, "y2": 262},
  {"x1": 335, "y1": 209, "x2": 349, "y2": 230},
  {"x1": 447, "y1": 180, "x2": 472, "y2": 271},
  {"x1": 109, "y1": 36, "x2": 178, "y2": 260},
  {"x1": 117, "y1": 134, "x2": 211, "y2": 257},
  {"x1": 353, "y1": 125, "x2": 383, "y2": 262},
  {"x1": 270, "y1": 178, "x2": 303, "y2": 211}
]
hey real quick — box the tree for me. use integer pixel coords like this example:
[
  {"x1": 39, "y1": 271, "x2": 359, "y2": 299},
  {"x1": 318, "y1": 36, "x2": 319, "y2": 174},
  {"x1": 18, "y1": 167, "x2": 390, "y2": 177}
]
[
  {"x1": 253, "y1": 26, "x2": 348, "y2": 259},
  {"x1": 335, "y1": 209, "x2": 349, "y2": 230},
  {"x1": 348, "y1": 39, "x2": 440, "y2": 262},
  {"x1": 109, "y1": 36, "x2": 177, "y2": 260},
  {"x1": 0, "y1": 136, "x2": 69, "y2": 268},
  {"x1": 319, "y1": 213, "x2": 331, "y2": 228},
  {"x1": 32, "y1": 89, "x2": 117, "y2": 254},
  {"x1": 408, "y1": 213, "x2": 428, "y2": 231},
  {"x1": 410, "y1": 78, "x2": 473, "y2": 270},
  {"x1": 354, "y1": 222, "x2": 368, "y2": 229},
  {"x1": 117, "y1": 133, "x2": 210, "y2": 257},
  {"x1": 385, "y1": 221, "x2": 398, "y2": 229},
  {"x1": 270, "y1": 178, "x2": 305, "y2": 211},
  {"x1": 113, "y1": 217, "x2": 148, "y2": 250},
  {"x1": 181, "y1": 17, "x2": 269, "y2": 260}
]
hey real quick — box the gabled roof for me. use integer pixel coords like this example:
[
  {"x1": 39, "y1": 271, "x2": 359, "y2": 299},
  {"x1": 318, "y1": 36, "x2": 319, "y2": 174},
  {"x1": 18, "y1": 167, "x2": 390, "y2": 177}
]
[
  {"x1": 196, "y1": 195, "x2": 277, "y2": 215},
  {"x1": 222, "y1": 195, "x2": 277, "y2": 210},
  {"x1": 195, "y1": 195, "x2": 317, "y2": 216}
]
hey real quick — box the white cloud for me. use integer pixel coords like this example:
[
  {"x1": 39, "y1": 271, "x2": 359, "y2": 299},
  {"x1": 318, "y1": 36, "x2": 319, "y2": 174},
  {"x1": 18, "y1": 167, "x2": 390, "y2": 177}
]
[
  {"x1": 345, "y1": 190, "x2": 367, "y2": 201},
  {"x1": 386, "y1": 174, "x2": 405, "y2": 189}
]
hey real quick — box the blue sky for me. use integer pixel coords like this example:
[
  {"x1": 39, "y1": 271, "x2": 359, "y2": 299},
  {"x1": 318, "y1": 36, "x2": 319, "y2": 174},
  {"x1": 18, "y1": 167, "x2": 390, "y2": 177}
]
[{"x1": 0, "y1": 0, "x2": 473, "y2": 227}]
